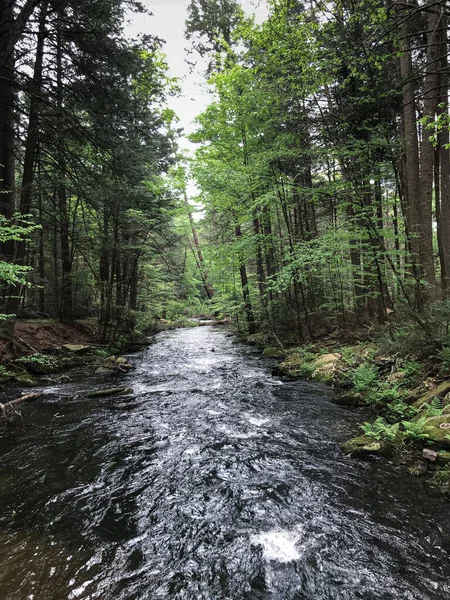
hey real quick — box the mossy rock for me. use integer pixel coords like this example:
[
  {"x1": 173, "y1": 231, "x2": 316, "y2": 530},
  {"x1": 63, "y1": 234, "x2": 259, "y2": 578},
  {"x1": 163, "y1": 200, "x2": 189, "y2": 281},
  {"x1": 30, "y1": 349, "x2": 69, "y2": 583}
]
[
  {"x1": 62, "y1": 344, "x2": 92, "y2": 354},
  {"x1": 277, "y1": 354, "x2": 305, "y2": 378},
  {"x1": 437, "y1": 451, "x2": 450, "y2": 466},
  {"x1": 334, "y1": 391, "x2": 363, "y2": 407},
  {"x1": 116, "y1": 356, "x2": 129, "y2": 365},
  {"x1": 314, "y1": 352, "x2": 341, "y2": 366},
  {"x1": 386, "y1": 371, "x2": 407, "y2": 384},
  {"x1": 423, "y1": 415, "x2": 450, "y2": 448},
  {"x1": 341, "y1": 435, "x2": 394, "y2": 458},
  {"x1": 311, "y1": 354, "x2": 346, "y2": 386},
  {"x1": 246, "y1": 333, "x2": 271, "y2": 348},
  {"x1": 95, "y1": 367, "x2": 111, "y2": 374},
  {"x1": 412, "y1": 381, "x2": 450, "y2": 410},
  {"x1": 427, "y1": 469, "x2": 450, "y2": 496},
  {"x1": 262, "y1": 346, "x2": 285, "y2": 359},
  {"x1": 312, "y1": 368, "x2": 335, "y2": 385}
]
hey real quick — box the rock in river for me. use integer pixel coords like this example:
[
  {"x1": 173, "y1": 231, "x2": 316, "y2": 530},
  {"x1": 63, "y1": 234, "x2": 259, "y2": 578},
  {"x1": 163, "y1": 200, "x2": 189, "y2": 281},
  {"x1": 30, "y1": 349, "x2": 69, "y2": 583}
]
[{"x1": 341, "y1": 435, "x2": 394, "y2": 458}]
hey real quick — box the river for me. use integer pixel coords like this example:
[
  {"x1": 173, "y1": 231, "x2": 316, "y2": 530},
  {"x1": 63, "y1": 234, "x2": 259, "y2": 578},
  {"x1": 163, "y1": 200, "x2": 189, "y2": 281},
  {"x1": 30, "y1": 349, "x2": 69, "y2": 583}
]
[{"x1": 1, "y1": 326, "x2": 450, "y2": 599}]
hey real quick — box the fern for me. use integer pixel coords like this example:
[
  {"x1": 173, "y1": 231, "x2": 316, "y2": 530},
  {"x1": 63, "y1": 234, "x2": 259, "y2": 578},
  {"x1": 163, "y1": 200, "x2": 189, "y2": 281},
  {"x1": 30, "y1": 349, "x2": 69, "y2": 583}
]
[
  {"x1": 401, "y1": 360, "x2": 421, "y2": 379},
  {"x1": 341, "y1": 346, "x2": 355, "y2": 365},
  {"x1": 386, "y1": 401, "x2": 417, "y2": 421},
  {"x1": 402, "y1": 417, "x2": 430, "y2": 442},
  {"x1": 422, "y1": 396, "x2": 444, "y2": 417},
  {"x1": 439, "y1": 347, "x2": 450, "y2": 371},
  {"x1": 351, "y1": 363, "x2": 379, "y2": 393},
  {"x1": 361, "y1": 417, "x2": 399, "y2": 441}
]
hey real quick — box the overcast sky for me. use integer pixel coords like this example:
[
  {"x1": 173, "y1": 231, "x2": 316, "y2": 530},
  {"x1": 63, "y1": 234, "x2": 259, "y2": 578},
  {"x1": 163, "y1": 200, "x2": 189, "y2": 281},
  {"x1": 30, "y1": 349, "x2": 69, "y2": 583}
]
[{"x1": 126, "y1": 1, "x2": 268, "y2": 150}]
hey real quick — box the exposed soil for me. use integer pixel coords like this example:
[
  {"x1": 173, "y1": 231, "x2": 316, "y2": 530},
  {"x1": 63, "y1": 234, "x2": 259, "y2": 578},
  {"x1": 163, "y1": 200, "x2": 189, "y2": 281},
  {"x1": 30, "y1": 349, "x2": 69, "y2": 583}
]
[{"x1": 0, "y1": 319, "x2": 100, "y2": 362}]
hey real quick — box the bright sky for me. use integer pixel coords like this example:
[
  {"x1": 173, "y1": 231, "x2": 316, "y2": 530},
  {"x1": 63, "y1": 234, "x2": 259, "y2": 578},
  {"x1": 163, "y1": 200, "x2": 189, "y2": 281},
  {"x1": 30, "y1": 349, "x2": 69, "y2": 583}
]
[{"x1": 127, "y1": 1, "x2": 268, "y2": 150}]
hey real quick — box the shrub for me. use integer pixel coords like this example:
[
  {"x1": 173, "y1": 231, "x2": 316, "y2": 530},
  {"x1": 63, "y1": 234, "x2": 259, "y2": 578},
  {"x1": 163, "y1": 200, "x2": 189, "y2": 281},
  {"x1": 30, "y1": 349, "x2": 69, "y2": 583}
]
[
  {"x1": 401, "y1": 359, "x2": 421, "y2": 379},
  {"x1": 370, "y1": 382, "x2": 403, "y2": 405},
  {"x1": 15, "y1": 353, "x2": 59, "y2": 374}
]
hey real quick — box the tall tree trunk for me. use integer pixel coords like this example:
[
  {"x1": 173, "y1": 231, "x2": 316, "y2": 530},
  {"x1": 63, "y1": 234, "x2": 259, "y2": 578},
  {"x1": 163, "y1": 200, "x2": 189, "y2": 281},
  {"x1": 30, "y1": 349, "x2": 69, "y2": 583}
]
[
  {"x1": 184, "y1": 191, "x2": 214, "y2": 299},
  {"x1": 437, "y1": 9, "x2": 450, "y2": 293},
  {"x1": 6, "y1": 1, "x2": 48, "y2": 319},
  {"x1": 397, "y1": 1, "x2": 423, "y2": 302},
  {"x1": 56, "y1": 30, "x2": 73, "y2": 323},
  {"x1": 235, "y1": 222, "x2": 256, "y2": 333},
  {"x1": 418, "y1": 0, "x2": 439, "y2": 290},
  {"x1": 0, "y1": 0, "x2": 16, "y2": 259}
]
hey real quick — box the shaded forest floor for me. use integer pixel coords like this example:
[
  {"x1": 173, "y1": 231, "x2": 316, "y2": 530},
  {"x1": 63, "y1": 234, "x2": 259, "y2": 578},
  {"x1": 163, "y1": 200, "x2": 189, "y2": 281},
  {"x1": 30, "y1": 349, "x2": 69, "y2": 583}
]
[{"x1": 0, "y1": 319, "x2": 99, "y2": 363}]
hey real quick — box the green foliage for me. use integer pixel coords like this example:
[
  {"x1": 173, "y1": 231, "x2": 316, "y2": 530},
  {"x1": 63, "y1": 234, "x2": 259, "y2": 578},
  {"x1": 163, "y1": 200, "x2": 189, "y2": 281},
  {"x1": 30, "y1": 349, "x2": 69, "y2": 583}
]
[
  {"x1": 401, "y1": 417, "x2": 430, "y2": 443},
  {"x1": 386, "y1": 400, "x2": 417, "y2": 421},
  {"x1": 350, "y1": 363, "x2": 379, "y2": 393},
  {"x1": 401, "y1": 360, "x2": 421, "y2": 380},
  {"x1": 439, "y1": 347, "x2": 450, "y2": 371},
  {"x1": 422, "y1": 397, "x2": 444, "y2": 417},
  {"x1": 360, "y1": 417, "x2": 399, "y2": 441},
  {"x1": 15, "y1": 353, "x2": 59, "y2": 374},
  {"x1": 0, "y1": 215, "x2": 39, "y2": 313},
  {"x1": 341, "y1": 346, "x2": 356, "y2": 365}
]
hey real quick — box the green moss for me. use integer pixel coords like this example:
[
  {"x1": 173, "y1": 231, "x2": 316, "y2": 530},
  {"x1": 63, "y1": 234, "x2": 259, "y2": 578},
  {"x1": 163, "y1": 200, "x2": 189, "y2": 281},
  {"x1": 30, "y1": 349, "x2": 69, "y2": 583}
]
[
  {"x1": 437, "y1": 451, "x2": 450, "y2": 466},
  {"x1": 412, "y1": 381, "x2": 450, "y2": 410},
  {"x1": 312, "y1": 369, "x2": 335, "y2": 385},
  {"x1": 428, "y1": 469, "x2": 450, "y2": 496},
  {"x1": 341, "y1": 435, "x2": 394, "y2": 458},
  {"x1": 422, "y1": 415, "x2": 450, "y2": 448},
  {"x1": 262, "y1": 346, "x2": 285, "y2": 358}
]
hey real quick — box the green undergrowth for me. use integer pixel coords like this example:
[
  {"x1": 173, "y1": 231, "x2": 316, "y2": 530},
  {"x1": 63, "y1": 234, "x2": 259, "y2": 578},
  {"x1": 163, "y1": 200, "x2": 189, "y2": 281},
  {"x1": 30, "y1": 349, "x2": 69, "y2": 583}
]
[{"x1": 266, "y1": 329, "x2": 450, "y2": 493}]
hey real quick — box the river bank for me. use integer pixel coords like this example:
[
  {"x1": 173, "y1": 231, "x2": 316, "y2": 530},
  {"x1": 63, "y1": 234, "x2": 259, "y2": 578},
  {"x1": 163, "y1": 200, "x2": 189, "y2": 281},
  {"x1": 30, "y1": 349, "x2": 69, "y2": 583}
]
[
  {"x1": 0, "y1": 319, "x2": 139, "y2": 390},
  {"x1": 248, "y1": 330, "x2": 450, "y2": 496}
]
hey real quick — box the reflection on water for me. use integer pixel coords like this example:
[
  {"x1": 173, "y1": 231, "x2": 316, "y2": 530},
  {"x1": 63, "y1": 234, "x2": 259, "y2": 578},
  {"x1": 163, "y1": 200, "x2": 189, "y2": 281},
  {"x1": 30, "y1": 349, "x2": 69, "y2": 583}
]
[{"x1": 0, "y1": 326, "x2": 450, "y2": 599}]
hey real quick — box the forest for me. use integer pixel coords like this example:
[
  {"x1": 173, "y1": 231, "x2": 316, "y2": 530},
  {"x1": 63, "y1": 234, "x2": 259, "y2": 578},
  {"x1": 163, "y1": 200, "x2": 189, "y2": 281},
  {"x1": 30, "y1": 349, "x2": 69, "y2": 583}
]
[
  {"x1": 186, "y1": 0, "x2": 450, "y2": 348},
  {"x1": 3, "y1": 2, "x2": 450, "y2": 596},
  {"x1": 1, "y1": 0, "x2": 450, "y2": 350}
]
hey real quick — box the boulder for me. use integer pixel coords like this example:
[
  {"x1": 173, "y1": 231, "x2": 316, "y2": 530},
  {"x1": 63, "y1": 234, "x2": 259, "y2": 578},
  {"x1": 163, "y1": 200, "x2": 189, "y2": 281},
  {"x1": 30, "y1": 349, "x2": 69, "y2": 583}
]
[
  {"x1": 387, "y1": 371, "x2": 407, "y2": 384},
  {"x1": 341, "y1": 435, "x2": 394, "y2": 458},
  {"x1": 422, "y1": 448, "x2": 438, "y2": 462},
  {"x1": 62, "y1": 344, "x2": 92, "y2": 354},
  {"x1": 277, "y1": 354, "x2": 305, "y2": 378},
  {"x1": 422, "y1": 415, "x2": 450, "y2": 448},
  {"x1": 437, "y1": 451, "x2": 450, "y2": 466},
  {"x1": 312, "y1": 353, "x2": 345, "y2": 385},
  {"x1": 262, "y1": 346, "x2": 285, "y2": 359},
  {"x1": 334, "y1": 391, "x2": 363, "y2": 407},
  {"x1": 412, "y1": 381, "x2": 450, "y2": 410},
  {"x1": 315, "y1": 352, "x2": 341, "y2": 366}
]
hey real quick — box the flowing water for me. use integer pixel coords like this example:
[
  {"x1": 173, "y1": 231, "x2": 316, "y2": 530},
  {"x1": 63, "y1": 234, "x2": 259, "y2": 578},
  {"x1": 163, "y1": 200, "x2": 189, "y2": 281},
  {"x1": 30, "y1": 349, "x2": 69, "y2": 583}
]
[{"x1": 1, "y1": 326, "x2": 450, "y2": 600}]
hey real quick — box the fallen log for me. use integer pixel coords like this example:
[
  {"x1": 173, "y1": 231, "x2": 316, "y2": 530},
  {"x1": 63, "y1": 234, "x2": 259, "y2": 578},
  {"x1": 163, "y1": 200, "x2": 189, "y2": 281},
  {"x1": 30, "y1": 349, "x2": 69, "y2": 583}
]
[{"x1": 0, "y1": 392, "x2": 47, "y2": 420}]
